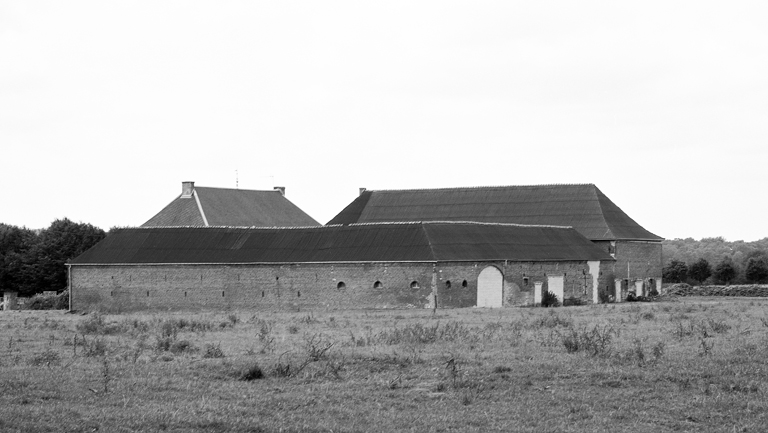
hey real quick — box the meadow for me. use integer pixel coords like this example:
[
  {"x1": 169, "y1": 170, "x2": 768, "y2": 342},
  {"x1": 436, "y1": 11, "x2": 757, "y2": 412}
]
[{"x1": 2, "y1": 298, "x2": 768, "y2": 432}]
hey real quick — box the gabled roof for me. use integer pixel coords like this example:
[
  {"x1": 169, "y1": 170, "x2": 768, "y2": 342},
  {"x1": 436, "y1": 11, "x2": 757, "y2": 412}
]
[
  {"x1": 143, "y1": 185, "x2": 320, "y2": 228},
  {"x1": 70, "y1": 222, "x2": 613, "y2": 265},
  {"x1": 327, "y1": 184, "x2": 661, "y2": 241}
]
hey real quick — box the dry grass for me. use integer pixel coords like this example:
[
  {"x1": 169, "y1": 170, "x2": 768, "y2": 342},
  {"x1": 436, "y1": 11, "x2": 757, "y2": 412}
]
[{"x1": 2, "y1": 298, "x2": 768, "y2": 432}]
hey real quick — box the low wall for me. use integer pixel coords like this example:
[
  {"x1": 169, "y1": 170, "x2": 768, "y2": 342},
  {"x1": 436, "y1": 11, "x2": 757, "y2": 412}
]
[{"x1": 666, "y1": 284, "x2": 768, "y2": 297}]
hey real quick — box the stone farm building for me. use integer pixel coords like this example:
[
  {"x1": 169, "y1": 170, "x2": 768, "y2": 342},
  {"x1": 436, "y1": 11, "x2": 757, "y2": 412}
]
[
  {"x1": 329, "y1": 184, "x2": 663, "y2": 297},
  {"x1": 142, "y1": 181, "x2": 319, "y2": 227},
  {"x1": 68, "y1": 222, "x2": 614, "y2": 312}
]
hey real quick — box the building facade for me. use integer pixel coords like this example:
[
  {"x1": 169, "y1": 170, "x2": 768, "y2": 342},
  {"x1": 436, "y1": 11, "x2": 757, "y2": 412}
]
[
  {"x1": 69, "y1": 222, "x2": 614, "y2": 312},
  {"x1": 328, "y1": 184, "x2": 663, "y2": 299}
]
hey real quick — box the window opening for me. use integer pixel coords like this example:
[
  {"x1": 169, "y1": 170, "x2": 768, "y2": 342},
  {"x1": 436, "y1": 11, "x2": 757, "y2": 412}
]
[
  {"x1": 410, "y1": 281, "x2": 420, "y2": 289},
  {"x1": 445, "y1": 280, "x2": 451, "y2": 289},
  {"x1": 337, "y1": 281, "x2": 346, "y2": 289},
  {"x1": 374, "y1": 281, "x2": 383, "y2": 289},
  {"x1": 462, "y1": 280, "x2": 468, "y2": 288}
]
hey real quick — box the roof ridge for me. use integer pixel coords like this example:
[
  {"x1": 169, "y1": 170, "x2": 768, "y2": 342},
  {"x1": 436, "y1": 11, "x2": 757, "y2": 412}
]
[
  {"x1": 123, "y1": 221, "x2": 575, "y2": 231},
  {"x1": 367, "y1": 183, "x2": 595, "y2": 193},
  {"x1": 352, "y1": 221, "x2": 573, "y2": 229},
  {"x1": 194, "y1": 186, "x2": 282, "y2": 193}
]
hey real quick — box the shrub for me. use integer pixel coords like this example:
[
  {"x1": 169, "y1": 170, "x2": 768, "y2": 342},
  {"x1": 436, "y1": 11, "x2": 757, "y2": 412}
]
[
  {"x1": 239, "y1": 363, "x2": 265, "y2": 381},
  {"x1": 559, "y1": 325, "x2": 617, "y2": 357},
  {"x1": 598, "y1": 288, "x2": 613, "y2": 304},
  {"x1": 533, "y1": 312, "x2": 573, "y2": 329},
  {"x1": 28, "y1": 349, "x2": 61, "y2": 366},
  {"x1": 169, "y1": 340, "x2": 195, "y2": 355},
  {"x1": 82, "y1": 337, "x2": 108, "y2": 357},
  {"x1": 563, "y1": 297, "x2": 587, "y2": 306},
  {"x1": 76, "y1": 312, "x2": 124, "y2": 335},
  {"x1": 203, "y1": 343, "x2": 225, "y2": 359},
  {"x1": 23, "y1": 291, "x2": 69, "y2": 310},
  {"x1": 542, "y1": 291, "x2": 560, "y2": 307}
]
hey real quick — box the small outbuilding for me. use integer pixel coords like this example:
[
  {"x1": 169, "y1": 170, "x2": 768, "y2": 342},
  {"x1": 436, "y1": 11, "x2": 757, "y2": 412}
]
[{"x1": 68, "y1": 221, "x2": 614, "y2": 312}]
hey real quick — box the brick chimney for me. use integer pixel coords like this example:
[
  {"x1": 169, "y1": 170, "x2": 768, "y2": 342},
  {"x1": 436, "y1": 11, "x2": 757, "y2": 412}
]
[
  {"x1": 181, "y1": 181, "x2": 195, "y2": 198},
  {"x1": 274, "y1": 186, "x2": 285, "y2": 196},
  {"x1": 359, "y1": 187, "x2": 367, "y2": 196}
]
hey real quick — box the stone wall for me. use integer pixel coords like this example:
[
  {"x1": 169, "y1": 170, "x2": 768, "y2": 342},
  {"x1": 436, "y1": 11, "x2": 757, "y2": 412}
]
[
  {"x1": 70, "y1": 259, "x2": 604, "y2": 312},
  {"x1": 594, "y1": 240, "x2": 662, "y2": 298}
]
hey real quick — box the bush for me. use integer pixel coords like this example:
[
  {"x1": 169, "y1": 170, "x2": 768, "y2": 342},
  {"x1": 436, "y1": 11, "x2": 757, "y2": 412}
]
[
  {"x1": 203, "y1": 343, "x2": 225, "y2": 359},
  {"x1": 76, "y1": 312, "x2": 124, "y2": 335},
  {"x1": 169, "y1": 340, "x2": 196, "y2": 355},
  {"x1": 563, "y1": 297, "x2": 587, "y2": 306},
  {"x1": 542, "y1": 291, "x2": 560, "y2": 307},
  {"x1": 23, "y1": 290, "x2": 69, "y2": 310},
  {"x1": 239, "y1": 363, "x2": 265, "y2": 381},
  {"x1": 559, "y1": 325, "x2": 618, "y2": 357}
]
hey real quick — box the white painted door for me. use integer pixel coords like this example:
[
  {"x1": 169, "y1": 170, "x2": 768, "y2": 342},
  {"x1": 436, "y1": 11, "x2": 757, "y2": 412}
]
[
  {"x1": 634, "y1": 280, "x2": 644, "y2": 297},
  {"x1": 534, "y1": 282, "x2": 543, "y2": 305},
  {"x1": 547, "y1": 275, "x2": 564, "y2": 304},
  {"x1": 477, "y1": 266, "x2": 503, "y2": 308}
]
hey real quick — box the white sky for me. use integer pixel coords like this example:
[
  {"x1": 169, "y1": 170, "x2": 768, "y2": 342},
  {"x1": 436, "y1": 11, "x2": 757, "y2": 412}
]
[{"x1": 1, "y1": 1, "x2": 766, "y2": 241}]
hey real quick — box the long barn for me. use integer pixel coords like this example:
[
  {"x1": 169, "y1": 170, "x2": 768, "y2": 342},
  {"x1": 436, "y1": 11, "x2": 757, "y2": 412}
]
[
  {"x1": 68, "y1": 222, "x2": 614, "y2": 312},
  {"x1": 329, "y1": 184, "x2": 663, "y2": 298}
]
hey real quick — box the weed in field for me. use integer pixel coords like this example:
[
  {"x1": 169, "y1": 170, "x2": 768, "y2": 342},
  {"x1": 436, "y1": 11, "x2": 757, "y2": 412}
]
[
  {"x1": 102, "y1": 358, "x2": 111, "y2": 393},
  {"x1": 227, "y1": 314, "x2": 239, "y2": 326},
  {"x1": 239, "y1": 363, "x2": 264, "y2": 381},
  {"x1": 299, "y1": 313, "x2": 318, "y2": 324},
  {"x1": 672, "y1": 320, "x2": 697, "y2": 339},
  {"x1": 559, "y1": 325, "x2": 618, "y2": 357},
  {"x1": 28, "y1": 349, "x2": 61, "y2": 367},
  {"x1": 533, "y1": 311, "x2": 574, "y2": 329},
  {"x1": 169, "y1": 340, "x2": 196, "y2": 355},
  {"x1": 203, "y1": 343, "x2": 225, "y2": 359},
  {"x1": 82, "y1": 336, "x2": 108, "y2": 357},
  {"x1": 699, "y1": 338, "x2": 714, "y2": 357},
  {"x1": 288, "y1": 324, "x2": 299, "y2": 334},
  {"x1": 706, "y1": 318, "x2": 731, "y2": 334},
  {"x1": 77, "y1": 313, "x2": 123, "y2": 335}
]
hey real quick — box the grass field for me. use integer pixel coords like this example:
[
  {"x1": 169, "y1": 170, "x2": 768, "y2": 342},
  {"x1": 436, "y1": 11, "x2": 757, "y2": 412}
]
[{"x1": 2, "y1": 298, "x2": 768, "y2": 432}]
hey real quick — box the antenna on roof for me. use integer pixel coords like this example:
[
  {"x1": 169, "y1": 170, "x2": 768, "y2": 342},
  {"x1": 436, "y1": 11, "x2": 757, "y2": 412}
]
[{"x1": 235, "y1": 169, "x2": 239, "y2": 189}]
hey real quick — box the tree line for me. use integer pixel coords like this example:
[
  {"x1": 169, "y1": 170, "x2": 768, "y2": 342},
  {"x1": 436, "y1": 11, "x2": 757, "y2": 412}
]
[
  {"x1": 0, "y1": 219, "x2": 106, "y2": 297},
  {"x1": 662, "y1": 237, "x2": 768, "y2": 285}
]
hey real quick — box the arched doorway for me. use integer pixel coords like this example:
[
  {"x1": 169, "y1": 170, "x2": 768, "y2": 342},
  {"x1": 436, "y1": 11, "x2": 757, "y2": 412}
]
[{"x1": 477, "y1": 266, "x2": 503, "y2": 308}]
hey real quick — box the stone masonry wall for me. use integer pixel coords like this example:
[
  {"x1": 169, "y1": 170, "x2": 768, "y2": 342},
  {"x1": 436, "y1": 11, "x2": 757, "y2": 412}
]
[
  {"x1": 594, "y1": 240, "x2": 663, "y2": 298},
  {"x1": 71, "y1": 259, "x2": 603, "y2": 312}
]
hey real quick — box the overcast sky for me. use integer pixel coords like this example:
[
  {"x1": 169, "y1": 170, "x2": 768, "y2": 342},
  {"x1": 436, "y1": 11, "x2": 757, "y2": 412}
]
[{"x1": 1, "y1": 1, "x2": 766, "y2": 241}]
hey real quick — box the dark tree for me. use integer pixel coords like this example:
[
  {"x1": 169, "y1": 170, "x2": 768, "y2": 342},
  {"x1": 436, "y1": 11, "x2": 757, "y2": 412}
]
[
  {"x1": 688, "y1": 258, "x2": 712, "y2": 284},
  {"x1": 713, "y1": 258, "x2": 737, "y2": 285},
  {"x1": 24, "y1": 219, "x2": 106, "y2": 295},
  {"x1": 663, "y1": 259, "x2": 688, "y2": 283},
  {"x1": 0, "y1": 224, "x2": 37, "y2": 293},
  {"x1": 745, "y1": 257, "x2": 768, "y2": 284}
]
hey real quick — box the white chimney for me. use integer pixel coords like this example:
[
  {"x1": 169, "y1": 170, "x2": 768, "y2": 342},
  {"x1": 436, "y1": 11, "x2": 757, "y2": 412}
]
[{"x1": 274, "y1": 186, "x2": 285, "y2": 196}]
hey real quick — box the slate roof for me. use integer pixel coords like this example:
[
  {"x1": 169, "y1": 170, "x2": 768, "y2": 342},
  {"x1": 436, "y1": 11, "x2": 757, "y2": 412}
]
[
  {"x1": 327, "y1": 184, "x2": 661, "y2": 241},
  {"x1": 70, "y1": 222, "x2": 614, "y2": 265},
  {"x1": 143, "y1": 186, "x2": 320, "y2": 228}
]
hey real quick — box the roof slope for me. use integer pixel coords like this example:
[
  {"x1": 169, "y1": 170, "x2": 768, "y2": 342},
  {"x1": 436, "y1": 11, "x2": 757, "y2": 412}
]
[
  {"x1": 71, "y1": 222, "x2": 613, "y2": 265},
  {"x1": 143, "y1": 187, "x2": 319, "y2": 228},
  {"x1": 327, "y1": 184, "x2": 661, "y2": 241}
]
